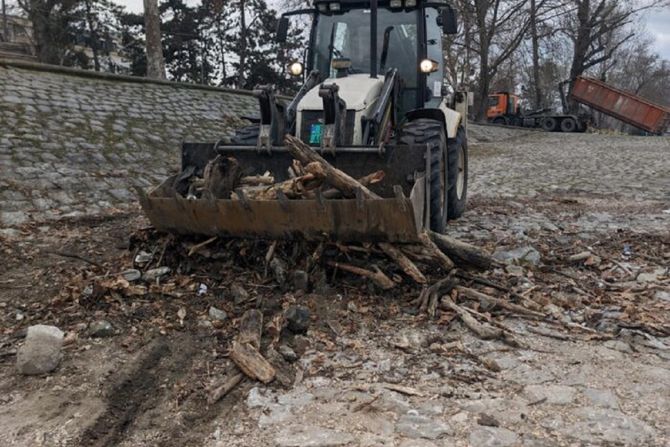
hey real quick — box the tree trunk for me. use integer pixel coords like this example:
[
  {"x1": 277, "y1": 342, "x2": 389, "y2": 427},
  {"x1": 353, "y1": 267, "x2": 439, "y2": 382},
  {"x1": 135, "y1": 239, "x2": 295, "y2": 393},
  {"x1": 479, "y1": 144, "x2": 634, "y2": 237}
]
[
  {"x1": 237, "y1": 0, "x2": 247, "y2": 89},
  {"x1": 530, "y1": 0, "x2": 541, "y2": 109},
  {"x1": 567, "y1": 0, "x2": 591, "y2": 113},
  {"x1": 84, "y1": 0, "x2": 100, "y2": 71},
  {"x1": 2, "y1": 0, "x2": 8, "y2": 42},
  {"x1": 143, "y1": 0, "x2": 165, "y2": 79}
]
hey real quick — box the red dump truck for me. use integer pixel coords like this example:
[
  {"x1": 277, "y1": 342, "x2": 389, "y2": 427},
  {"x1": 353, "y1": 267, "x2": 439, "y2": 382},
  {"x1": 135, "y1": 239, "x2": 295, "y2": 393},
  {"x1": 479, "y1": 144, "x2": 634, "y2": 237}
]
[{"x1": 571, "y1": 76, "x2": 670, "y2": 135}]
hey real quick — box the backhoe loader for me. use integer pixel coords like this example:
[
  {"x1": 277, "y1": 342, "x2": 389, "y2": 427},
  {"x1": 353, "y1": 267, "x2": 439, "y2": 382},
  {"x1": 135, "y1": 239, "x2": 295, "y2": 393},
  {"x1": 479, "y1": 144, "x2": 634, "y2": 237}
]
[{"x1": 139, "y1": 0, "x2": 469, "y2": 243}]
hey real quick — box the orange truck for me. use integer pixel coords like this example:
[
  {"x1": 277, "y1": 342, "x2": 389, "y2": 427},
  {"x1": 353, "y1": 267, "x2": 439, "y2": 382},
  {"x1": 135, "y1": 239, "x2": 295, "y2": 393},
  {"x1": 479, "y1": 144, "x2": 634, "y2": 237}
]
[
  {"x1": 486, "y1": 91, "x2": 586, "y2": 132},
  {"x1": 487, "y1": 77, "x2": 670, "y2": 135}
]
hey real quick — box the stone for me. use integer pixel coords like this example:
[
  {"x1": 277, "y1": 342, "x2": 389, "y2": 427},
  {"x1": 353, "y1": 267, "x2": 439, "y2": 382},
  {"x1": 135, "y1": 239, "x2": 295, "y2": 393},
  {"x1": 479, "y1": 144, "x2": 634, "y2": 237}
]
[
  {"x1": 142, "y1": 266, "x2": 170, "y2": 281},
  {"x1": 292, "y1": 270, "x2": 309, "y2": 291},
  {"x1": 275, "y1": 427, "x2": 354, "y2": 447},
  {"x1": 89, "y1": 320, "x2": 114, "y2": 337},
  {"x1": 208, "y1": 306, "x2": 227, "y2": 321},
  {"x1": 398, "y1": 440, "x2": 437, "y2": 447},
  {"x1": 285, "y1": 305, "x2": 311, "y2": 334},
  {"x1": 557, "y1": 407, "x2": 656, "y2": 445},
  {"x1": 523, "y1": 384, "x2": 576, "y2": 405},
  {"x1": 493, "y1": 245, "x2": 541, "y2": 266},
  {"x1": 655, "y1": 290, "x2": 670, "y2": 302},
  {"x1": 16, "y1": 325, "x2": 64, "y2": 375},
  {"x1": 291, "y1": 335, "x2": 311, "y2": 355},
  {"x1": 468, "y1": 427, "x2": 519, "y2": 447},
  {"x1": 278, "y1": 344, "x2": 298, "y2": 362},
  {"x1": 603, "y1": 339, "x2": 632, "y2": 353},
  {"x1": 0, "y1": 210, "x2": 30, "y2": 227},
  {"x1": 477, "y1": 413, "x2": 500, "y2": 427},
  {"x1": 395, "y1": 414, "x2": 452, "y2": 440},
  {"x1": 231, "y1": 283, "x2": 249, "y2": 304},
  {"x1": 121, "y1": 269, "x2": 142, "y2": 282},
  {"x1": 583, "y1": 388, "x2": 619, "y2": 409}
]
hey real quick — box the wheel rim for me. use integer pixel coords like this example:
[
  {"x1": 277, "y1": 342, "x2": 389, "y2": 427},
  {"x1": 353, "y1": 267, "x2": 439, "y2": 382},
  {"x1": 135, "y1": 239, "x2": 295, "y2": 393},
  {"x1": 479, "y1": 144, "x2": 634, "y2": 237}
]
[{"x1": 456, "y1": 146, "x2": 465, "y2": 199}]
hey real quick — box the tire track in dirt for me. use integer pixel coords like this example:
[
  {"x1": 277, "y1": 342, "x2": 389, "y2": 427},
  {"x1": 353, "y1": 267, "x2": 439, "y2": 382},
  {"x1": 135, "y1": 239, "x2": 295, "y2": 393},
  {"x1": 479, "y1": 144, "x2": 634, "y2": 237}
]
[{"x1": 77, "y1": 337, "x2": 195, "y2": 447}]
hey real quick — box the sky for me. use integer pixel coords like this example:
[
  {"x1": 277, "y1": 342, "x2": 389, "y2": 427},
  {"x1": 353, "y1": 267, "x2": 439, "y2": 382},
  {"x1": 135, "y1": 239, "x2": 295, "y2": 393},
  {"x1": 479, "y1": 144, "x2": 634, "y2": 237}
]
[{"x1": 114, "y1": 0, "x2": 670, "y2": 60}]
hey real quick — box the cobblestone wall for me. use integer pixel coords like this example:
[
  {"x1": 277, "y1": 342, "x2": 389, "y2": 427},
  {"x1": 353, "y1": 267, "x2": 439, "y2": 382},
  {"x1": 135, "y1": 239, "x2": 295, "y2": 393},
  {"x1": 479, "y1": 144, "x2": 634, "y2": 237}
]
[{"x1": 0, "y1": 59, "x2": 257, "y2": 229}]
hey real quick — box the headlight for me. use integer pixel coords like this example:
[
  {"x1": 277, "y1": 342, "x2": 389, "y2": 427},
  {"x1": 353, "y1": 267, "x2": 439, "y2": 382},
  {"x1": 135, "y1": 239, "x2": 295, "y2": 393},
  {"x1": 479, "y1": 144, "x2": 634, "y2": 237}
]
[
  {"x1": 288, "y1": 61, "x2": 304, "y2": 77},
  {"x1": 317, "y1": 3, "x2": 328, "y2": 12},
  {"x1": 405, "y1": 0, "x2": 416, "y2": 6},
  {"x1": 419, "y1": 58, "x2": 439, "y2": 73},
  {"x1": 329, "y1": 2, "x2": 340, "y2": 10},
  {"x1": 389, "y1": 0, "x2": 402, "y2": 7}
]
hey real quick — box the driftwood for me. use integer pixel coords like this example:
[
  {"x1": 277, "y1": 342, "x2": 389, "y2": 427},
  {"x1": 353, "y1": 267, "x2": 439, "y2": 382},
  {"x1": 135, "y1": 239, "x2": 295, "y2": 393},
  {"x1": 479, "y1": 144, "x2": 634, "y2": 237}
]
[
  {"x1": 327, "y1": 261, "x2": 395, "y2": 290},
  {"x1": 316, "y1": 170, "x2": 385, "y2": 199},
  {"x1": 203, "y1": 155, "x2": 243, "y2": 199},
  {"x1": 456, "y1": 286, "x2": 545, "y2": 319},
  {"x1": 230, "y1": 340, "x2": 276, "y2": 383},
  {"x1": 238, "y1": 171, "x2": 324, "y2": 200},
  {"x1": 442, "y1": 296, "x2": 503, "y2": 340},
  {"x1": 237, "y1": 309, "x2": 263, "y2": 349},
  {"x1": 428, "y1": 230, "x2": 494, "y2": 270},
  {"x1": 416, "y1": 272, "x2": 458, "y2": 317},
  {"x1": 285, "y1": 135, "x2": 380, "y2": 199},
  {"x1": 379, "y1": 243, "x2": 426, "y2": 284},
  {"x1": 207, "y1": 369, "x2": 244, "y2": 405}
]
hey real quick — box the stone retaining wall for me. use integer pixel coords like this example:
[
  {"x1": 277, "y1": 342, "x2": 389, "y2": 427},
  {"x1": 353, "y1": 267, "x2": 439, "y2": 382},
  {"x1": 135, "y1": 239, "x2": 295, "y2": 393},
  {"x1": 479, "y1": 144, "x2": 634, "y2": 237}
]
[{"x1": 0, "y1": 59, "x2": 258, "y2": 229}]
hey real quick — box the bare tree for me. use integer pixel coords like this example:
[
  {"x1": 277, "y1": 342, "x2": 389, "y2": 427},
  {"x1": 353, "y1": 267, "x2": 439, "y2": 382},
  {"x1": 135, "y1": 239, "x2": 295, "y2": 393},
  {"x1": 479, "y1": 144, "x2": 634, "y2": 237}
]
[
  {"x1": 143, "y1": 0, "x2": 165, "y2": 79},
  {"x1": 559, "y1": 0, "x2": 667, "y2": 111}
]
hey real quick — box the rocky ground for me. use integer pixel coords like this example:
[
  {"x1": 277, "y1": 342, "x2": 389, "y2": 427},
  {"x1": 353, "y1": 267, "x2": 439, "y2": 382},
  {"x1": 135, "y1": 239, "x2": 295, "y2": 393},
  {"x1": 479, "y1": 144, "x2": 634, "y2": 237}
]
[{"x1": 0, "y1": 125, "x2": 668, "y2": 447}]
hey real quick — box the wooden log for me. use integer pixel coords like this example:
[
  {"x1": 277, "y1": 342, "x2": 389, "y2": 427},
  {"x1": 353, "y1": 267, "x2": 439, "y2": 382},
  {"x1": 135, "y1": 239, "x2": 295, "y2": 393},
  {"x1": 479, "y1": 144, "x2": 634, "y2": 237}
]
[
  {"x1": 418, "y1": 232, "x2": 455, "y2": 271},
  {"x1": 240, "y1": 175, "x2": 275, "y2": 185},
  {"x1": 417, "y1": 272, "x2": 458, "y2": 317},
  {"x1": 240, "y1": 172, "x2": 324, "y2": 200},
  {"x1": 428, "y1": 230, "x2": 494, "y2": 270},
  {"x1": 327, "y1": 260, "x2": 395, "y2": 290},
  {"x1": 203, "y1": 155, "x2": 243, "y2": 199},
  {"x1": 285, "y1": 134, "x2": 380, "y2": 199},
  {"x1": 316, "y1": 170, "x2": 385, "y2": 199},
  {"x1": 230, "y1": 340, "x2": 276, "y2": 383},
  {"x1": 237, "y1": 309, "x2": 263, "y2": 349},
  {"x1": 456, "y1": 286, "x2": 545, "y2": 319},
  {"x1": 442, "y1": 296, "x2": 503, "y2": 340},
  {"x1": 378, "y1": 242, "x2": 426, "y2": 284},
  {"x1": 207, "y1": 370, "x2": 244, "y2": 405}
]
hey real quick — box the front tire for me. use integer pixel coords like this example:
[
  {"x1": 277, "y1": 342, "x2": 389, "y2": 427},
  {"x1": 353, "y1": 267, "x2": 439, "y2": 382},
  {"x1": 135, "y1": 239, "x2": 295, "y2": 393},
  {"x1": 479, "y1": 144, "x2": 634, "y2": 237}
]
[
  {"x1": 447, "y1": 127, "x2": 467, "y2": 219},
  {"x1": 399, "y1": 118, "x2": 448, "y2": 233}
]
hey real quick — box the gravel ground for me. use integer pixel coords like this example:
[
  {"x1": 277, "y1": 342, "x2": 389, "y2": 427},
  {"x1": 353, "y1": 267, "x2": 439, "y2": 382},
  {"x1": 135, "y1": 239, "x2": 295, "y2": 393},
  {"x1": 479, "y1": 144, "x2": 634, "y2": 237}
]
[{"x1": 0, "y1": 126, "x2": 668, "y2": 447}]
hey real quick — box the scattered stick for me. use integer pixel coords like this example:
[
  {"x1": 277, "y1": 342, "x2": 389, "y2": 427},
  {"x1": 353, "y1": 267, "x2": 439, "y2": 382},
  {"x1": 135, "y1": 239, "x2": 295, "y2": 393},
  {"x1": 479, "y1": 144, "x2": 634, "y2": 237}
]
[
  {"x1": 456, "y1": 286, "x2": 545, "y2": 319},
  {"x1": 442, "y1": 296, "x2": 503, "y2": 340},
  {"x1": 45, "y1": 250, "x2": 102, "y2": 268},
  {"x1": 207, "y1": 370, "x2": 244, "y2": 405},
  {"x1": 417, "y1": 272, "x2": 458, "y2": 317},
  {"x1": 229, "y1": 340, "x2": 276, "y2": 384},
  {"x1": 327, "y1": 261, "x2": 395, "y2": 290},
  {"x1": 188, "y1": 236, "x2": 218, "y2": 257},
  {"x1": 379, "y1": 242, "x2": 426, "y2": 284}
]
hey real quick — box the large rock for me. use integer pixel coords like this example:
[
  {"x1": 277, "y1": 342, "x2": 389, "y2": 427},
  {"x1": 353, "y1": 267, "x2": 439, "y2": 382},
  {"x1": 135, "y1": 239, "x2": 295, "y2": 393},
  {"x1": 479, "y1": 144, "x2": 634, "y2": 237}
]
[
  {"x1": 493, "y1": 245, "x2": 541, "y2": 266},
  {"x1": 469, "y1": 427, "x2": 519, "y2": 447},
  {"x1": 523, "y1": 384, "x2": 576, "y2": 405},
  {"x1": 16, "y1": 324, "x2": 64, "y2": 375},
  {"x1": 395, "y1": 414, "x2": 452, "y2": 439},
  {"x1": 275, "y1": 427, "x2": 354, "y2": 447},
  {"x1": 556, "y1": 407, "x2": 656, "y2": 445}
]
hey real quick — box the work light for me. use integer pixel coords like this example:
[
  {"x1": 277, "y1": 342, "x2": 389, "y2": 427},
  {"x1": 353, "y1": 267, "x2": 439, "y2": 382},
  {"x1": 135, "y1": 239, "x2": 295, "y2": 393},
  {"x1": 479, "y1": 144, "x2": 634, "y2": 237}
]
[
  {"x1": 419, "y1": 58, "x2": 439, "y2": 73},
  {"x1": 405, "y1": 0, "x2": 417, "y2": 6},
  {"x1": 329, "y1": 2, "x2": 341, "y2": 10},
  {"x1": 389, "y1": 0, "x2": 403, "y2": 7},
  {"x1": 288, "y1": 61, "x2": 304, "y2": 76}
]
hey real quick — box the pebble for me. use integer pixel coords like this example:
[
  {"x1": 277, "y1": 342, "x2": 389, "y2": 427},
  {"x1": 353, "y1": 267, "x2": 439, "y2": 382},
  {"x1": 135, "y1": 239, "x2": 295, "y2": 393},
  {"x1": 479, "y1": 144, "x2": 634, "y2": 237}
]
[
  {"x1": 208, "y1": 306, "x2": 227, "y2": 322},
  {"x1": 231, "y1": 283, "x2": 249, "y2": 304},
  {"x1": 121, "y1": 269, "x2": 141, "y2": 282},
  {"x1": 143, "y1": 266, "x2": 171, "y2": 281},
  {"x1": 285, "y1": 305, "x2": 310, "y2": 334},
  {"x1": 278, "y1": 344, "x2": 298, "y2": 362},
  {"x1": 89, "y1": 320, "x2": 114, "y2": 337},
  {"x1": 16, "y1": 325, "x2": 64, "y2": 375},
  {"x1": 493, "y1": 245, "x2": 541, "y2": 266},
  {"x1": 292, "y1": 270, "x2": 309, "y2": 291}
]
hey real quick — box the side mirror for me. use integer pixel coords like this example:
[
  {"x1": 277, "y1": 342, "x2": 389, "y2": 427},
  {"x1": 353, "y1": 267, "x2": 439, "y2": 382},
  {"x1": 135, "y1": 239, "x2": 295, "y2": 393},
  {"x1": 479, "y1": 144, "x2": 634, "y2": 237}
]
[
  {"x1": 441, "y1": 6, "x2": 458, "y2": 35},
  {"x1": 277, "y1": 17, "x2": 289, "y2": 43}
]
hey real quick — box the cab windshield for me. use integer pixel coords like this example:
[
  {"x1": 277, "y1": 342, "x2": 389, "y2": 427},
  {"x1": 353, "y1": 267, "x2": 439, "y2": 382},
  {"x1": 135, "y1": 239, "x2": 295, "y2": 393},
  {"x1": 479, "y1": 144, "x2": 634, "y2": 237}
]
[{"x1": 312, "y1": 8, "x2": 443, "y2": 112}]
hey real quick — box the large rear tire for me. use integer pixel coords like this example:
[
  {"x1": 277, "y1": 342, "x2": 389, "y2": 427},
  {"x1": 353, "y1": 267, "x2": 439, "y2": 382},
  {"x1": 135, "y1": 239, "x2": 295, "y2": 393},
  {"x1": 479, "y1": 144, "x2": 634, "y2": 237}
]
[
  {"x1": 399, "y1": 118, "x2": 448, "y2": 233},
  {"x1": 447, "y1": 127, "x2": 467, "y2": 219},
  {"x1": 231, "y1": 124, "x2": 260, "y2": 144},
  {"x1": 560, "y1": 117, "x2": 577, "y2": 133},
  {"x1": 541, "y1": 117, "x2": 557, "y2": 132}
]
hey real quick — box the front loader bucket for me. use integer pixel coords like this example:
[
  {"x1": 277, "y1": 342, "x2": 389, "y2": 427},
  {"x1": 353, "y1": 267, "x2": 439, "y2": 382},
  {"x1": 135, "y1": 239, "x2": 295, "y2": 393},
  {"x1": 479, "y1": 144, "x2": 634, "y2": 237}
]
[{"x1": 138, "y1": 143, "x2": 432, "y2": 243}]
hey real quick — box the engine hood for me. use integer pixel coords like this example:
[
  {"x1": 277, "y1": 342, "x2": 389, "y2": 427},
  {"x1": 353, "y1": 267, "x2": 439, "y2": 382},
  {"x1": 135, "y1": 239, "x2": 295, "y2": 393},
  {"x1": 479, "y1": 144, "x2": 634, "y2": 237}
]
[{"x1": 297, "y1": 74, "x2": 384, "y2": 112}]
